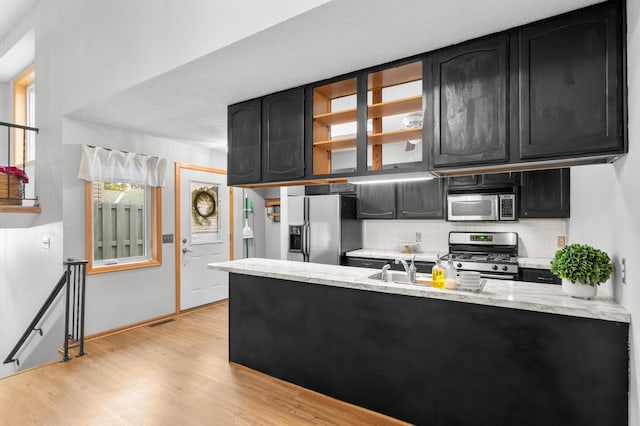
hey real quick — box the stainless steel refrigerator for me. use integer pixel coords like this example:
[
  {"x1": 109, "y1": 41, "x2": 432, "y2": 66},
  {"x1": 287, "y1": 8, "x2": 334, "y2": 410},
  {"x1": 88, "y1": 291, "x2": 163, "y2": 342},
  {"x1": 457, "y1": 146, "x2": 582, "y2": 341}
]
[{"x1": 287, "y1": 194, "x2": 362, "y2": 264}]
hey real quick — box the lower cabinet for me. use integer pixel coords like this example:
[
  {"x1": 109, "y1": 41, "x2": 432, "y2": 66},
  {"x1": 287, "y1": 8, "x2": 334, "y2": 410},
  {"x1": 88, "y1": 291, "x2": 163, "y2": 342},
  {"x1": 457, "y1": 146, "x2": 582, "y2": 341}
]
[
  {"x1": 230, "y1": 273, "x2": 628, "y2": 426},
  {"x1": 520, "y1": 268, "x2": 561, "y2": 285},
  {"x1": 342, "y1": 256, "x2": 434, "y2": 273},
  {"x1": 342, "y1": 257, "x2": 390, "y2": 270}
]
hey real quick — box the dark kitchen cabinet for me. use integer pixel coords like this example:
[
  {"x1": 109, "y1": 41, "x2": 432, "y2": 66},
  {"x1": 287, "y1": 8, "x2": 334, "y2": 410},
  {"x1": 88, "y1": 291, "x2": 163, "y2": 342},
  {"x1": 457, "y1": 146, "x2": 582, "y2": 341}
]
[
  {"x1": 480, "y1": 172, "x2": 519, "y2": 186},
  {"x1": 431, "y1": 35, "x2": 509, "y2": 168},
  {"x1": 357, "y1": 183, "x2": 396, "y2": 219},
  {"x1": 357, "y1": 179, "x2": 445, "y2": 219},
  {"x1": 447, "y1": 175, "x2": 479, "y2": 188},
  {"x1": 262, "y1": 88, "x2": 305, "y2": 182},
  {"x1": 520, "y1": 268, "x2": 561, "y2": 285},
  {"x1": 447, "y1": 172, "x2": 519, "y2": 190},
  {"x1": 518, "y1": 1, "x2": 624, "y2": 159},
  {"x1": 520, "y1": 168, "x2": 570, "y2": 218},
  {"x1": 396, "y1": 179, "x2": 444, "y2": 219},
  {"x1": 227, "y1": 99, "x2": 261, "y2": 185},
  {"x1": 341, "y1": 256, "x2": 435, "y2": 273},
  {"x1": 342, "y1": 257, "x2": 390, "y2": 270}
]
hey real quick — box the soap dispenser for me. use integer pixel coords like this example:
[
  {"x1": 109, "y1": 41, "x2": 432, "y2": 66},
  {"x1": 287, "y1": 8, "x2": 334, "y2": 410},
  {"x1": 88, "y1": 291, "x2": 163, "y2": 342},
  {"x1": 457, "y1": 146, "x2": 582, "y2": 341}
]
[
  {"x1": 408, "y1": 254, "x2": 417, "y2": 283},
  {"x1": 432, "y1": 254, "x2": 445, "y2": 289}
]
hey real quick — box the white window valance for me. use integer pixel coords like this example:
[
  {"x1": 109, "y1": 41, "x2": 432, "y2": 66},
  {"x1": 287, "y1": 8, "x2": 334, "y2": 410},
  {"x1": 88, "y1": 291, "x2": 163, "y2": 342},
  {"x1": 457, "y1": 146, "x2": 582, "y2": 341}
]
[{"x1": 77, "y1": 145, "x2": 167, "y2": 187}]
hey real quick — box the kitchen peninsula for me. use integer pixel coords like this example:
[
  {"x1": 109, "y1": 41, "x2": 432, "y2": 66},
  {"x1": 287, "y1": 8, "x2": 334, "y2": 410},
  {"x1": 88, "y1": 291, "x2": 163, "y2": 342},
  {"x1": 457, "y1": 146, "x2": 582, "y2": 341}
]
[{"x1": 209, "y1": 259, "x2": 629, "y2": 425}]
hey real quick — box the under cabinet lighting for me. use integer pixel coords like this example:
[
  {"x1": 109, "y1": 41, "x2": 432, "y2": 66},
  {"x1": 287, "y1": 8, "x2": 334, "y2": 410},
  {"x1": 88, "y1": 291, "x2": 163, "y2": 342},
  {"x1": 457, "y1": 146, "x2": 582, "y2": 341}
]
[{"x1": 348, "y1": 172, "x2": 435, "y2": 185}]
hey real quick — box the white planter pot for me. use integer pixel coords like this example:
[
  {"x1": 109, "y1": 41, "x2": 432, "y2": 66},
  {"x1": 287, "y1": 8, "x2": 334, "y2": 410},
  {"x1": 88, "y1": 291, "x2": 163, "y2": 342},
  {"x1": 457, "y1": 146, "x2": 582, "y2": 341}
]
[{"x1": 563, "y1": 278, "x2": 597, "y2": 299}]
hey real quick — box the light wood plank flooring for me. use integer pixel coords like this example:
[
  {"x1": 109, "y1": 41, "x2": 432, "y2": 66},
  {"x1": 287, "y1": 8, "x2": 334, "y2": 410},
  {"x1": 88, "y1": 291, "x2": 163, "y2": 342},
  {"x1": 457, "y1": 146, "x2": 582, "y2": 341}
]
[{"x1": 0, "y1": 301, "x2": 407, "y2": 425}]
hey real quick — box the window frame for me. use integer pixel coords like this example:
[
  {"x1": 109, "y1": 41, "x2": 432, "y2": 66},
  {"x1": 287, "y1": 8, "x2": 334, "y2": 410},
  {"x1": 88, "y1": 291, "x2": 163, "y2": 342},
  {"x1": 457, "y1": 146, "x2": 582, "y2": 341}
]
[
  {"x1": 25, "y1": 81, "x2": 36, "y2": 163},
  {"x1": 13, "y1": 65, "x2": 35, "y2": 166},
  {"x1": 84, "y1": 181, "x2": 162, "y2": 274}
]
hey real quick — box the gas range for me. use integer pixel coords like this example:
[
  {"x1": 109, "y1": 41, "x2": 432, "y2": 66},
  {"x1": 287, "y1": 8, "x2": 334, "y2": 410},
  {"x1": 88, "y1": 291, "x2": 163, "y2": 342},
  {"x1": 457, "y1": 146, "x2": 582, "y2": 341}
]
[{"x1": 441, "y1": 231, "x2": 519, "y2": 280}]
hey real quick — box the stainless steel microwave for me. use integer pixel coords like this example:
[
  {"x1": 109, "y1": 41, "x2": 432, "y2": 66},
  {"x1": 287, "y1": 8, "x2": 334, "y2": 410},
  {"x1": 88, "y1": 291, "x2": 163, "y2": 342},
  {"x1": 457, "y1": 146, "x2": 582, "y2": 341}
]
[{"x1": 447, "y1": 193, "x2": 516, "y2": 221}]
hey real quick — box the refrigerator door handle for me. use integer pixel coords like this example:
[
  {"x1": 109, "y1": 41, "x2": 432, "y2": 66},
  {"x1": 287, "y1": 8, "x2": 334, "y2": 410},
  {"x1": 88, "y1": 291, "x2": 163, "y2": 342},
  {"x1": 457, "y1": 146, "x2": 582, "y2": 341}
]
[{"x1": 303, "y1": 222, "x2": 311, "y2": 262}]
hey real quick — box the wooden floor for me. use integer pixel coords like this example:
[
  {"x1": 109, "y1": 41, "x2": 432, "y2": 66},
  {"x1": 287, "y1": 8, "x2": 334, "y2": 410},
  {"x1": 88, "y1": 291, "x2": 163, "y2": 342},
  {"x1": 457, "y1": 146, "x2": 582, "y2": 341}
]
[{"x1": 0, "y1": 301, "x2": 407, "y2": 425}]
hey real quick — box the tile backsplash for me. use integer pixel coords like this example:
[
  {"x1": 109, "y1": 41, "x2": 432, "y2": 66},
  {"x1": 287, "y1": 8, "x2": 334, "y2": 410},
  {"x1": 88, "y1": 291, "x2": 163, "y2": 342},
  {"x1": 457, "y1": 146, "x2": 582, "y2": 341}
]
[{"x1": 363, "y1": 219, "x2": 568, "y2": 259}]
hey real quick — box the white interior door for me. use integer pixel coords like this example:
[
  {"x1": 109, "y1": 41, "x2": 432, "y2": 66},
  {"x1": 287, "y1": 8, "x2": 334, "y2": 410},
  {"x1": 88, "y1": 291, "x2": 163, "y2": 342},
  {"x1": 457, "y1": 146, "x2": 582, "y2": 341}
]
[{"x1": 179, "y1": 167, "x2": 229, "y2": 311}]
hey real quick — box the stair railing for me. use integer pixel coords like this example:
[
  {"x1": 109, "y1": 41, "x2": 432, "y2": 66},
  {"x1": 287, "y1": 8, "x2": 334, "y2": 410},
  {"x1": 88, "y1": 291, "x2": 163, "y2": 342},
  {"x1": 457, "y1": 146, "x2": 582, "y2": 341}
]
[
  {"x1": 3, "y1": 259, "x2": 88, "y2": 366},
  {"x1": 0, "y1": 120, "x2": 39, "y2": 206}
]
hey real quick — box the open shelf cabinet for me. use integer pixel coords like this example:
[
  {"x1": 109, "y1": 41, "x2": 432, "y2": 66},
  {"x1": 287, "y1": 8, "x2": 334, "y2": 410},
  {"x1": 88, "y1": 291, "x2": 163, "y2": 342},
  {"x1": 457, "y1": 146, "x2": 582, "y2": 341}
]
[{"x1": 312, "y1": 59, "x2": 424, "y2": 176}]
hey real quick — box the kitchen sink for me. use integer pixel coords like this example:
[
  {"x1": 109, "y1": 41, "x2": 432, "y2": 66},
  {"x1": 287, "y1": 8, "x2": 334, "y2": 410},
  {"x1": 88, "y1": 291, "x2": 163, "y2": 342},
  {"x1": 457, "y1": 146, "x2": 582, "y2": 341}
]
[{"x1": 368, "y1": 271, "x2": 432, "y2": 284}]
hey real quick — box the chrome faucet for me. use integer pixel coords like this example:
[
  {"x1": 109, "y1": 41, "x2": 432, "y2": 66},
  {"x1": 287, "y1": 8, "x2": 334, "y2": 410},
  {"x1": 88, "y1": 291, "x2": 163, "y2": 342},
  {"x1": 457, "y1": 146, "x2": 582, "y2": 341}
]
[
  {"x1": 395, "y1": 257, "x2": 409, "y2": 274},
  {"x1": 395, "y1": 255, "x2": 417, "y2": 283},
  {"x1": 381, "y1": 264, "x2": 391, "y2": 281}
]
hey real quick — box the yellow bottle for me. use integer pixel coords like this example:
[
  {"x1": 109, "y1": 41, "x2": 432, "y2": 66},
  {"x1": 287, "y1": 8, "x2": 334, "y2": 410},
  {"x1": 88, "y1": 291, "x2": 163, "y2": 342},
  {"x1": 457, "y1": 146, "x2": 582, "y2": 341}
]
[{"x1": 432, "y1": 257, "x2": 445, "y2": 289}]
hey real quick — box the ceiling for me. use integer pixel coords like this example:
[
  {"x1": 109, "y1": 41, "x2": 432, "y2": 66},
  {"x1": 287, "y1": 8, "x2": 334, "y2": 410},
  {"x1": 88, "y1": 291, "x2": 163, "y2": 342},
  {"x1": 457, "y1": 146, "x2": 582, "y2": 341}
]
[{"x1": 68, "y1": 0, "x2": 603, "y2": 151}]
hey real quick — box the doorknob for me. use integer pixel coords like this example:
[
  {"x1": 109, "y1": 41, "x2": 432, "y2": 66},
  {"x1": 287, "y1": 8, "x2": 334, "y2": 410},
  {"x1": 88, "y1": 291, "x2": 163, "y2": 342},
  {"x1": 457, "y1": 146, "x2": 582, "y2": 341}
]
[{"x1": 182, "y1": 247, "x2": 192, "y2": 254}]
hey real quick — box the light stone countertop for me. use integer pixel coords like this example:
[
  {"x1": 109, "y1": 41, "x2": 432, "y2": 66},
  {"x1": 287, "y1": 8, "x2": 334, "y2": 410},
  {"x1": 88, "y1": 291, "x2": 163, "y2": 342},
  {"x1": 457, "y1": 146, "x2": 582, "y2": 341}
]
[
  {"x1": 346, "y1": 249, "x2": 553, "y2": 270},
  {"x1": 209, "y1": 258, "x2": 630, "y2": 323}
]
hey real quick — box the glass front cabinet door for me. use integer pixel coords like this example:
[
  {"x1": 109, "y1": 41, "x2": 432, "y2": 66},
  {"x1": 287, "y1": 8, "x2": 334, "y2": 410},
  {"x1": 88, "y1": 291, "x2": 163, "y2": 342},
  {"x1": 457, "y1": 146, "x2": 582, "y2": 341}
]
[
  {"x1": 366, "y1": 59, "x2": 424, "y2": 172},
  {"x1": 310, "y1": 58, "x2": 425, "y2": 178},
  {"x1": 311, "y1": 77, "x2": 359, "y2": 176}
]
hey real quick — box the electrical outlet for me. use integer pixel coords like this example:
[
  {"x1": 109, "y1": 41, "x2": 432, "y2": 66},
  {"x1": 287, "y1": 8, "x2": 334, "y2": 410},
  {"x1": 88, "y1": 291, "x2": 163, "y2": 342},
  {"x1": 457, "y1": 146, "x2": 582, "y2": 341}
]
[
  {"x1": 416, "y1": 232, "x2": 422, "y2": 242},
  {"x1": 557, "y1": 236, "x2": 566, "y2": 248},
  {"x1": 621, "y1": 258, "x2": 627, "y2": 285}
]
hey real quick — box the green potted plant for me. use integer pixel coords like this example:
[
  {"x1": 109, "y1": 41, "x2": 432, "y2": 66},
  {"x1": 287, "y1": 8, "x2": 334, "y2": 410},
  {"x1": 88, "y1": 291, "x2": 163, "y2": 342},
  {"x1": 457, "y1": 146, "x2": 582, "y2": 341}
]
[{"x1": 550, "y1": 243, "x2": 613, "y2": 299}]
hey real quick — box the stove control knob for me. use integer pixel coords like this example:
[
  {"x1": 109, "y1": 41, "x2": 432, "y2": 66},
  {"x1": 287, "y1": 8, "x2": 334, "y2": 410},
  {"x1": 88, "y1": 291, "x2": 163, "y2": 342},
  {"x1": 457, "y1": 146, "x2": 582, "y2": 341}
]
[
  {"x1": 457, "y1": 263, "x2": 463, "y2": 268},
  {"x1": 492, "y1": 265, "x2": 498, "y2": 271},
  {"x1": 502, "y1": 265, "x2": 508, "y2": 271}
]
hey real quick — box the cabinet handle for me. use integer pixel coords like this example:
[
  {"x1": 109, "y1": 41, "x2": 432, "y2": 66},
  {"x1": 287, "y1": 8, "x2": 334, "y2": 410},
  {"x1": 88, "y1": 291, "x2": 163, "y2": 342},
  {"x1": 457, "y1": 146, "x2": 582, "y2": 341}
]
[{"x1": 537, "y1": 276, "x2": 555, "y2": 282}]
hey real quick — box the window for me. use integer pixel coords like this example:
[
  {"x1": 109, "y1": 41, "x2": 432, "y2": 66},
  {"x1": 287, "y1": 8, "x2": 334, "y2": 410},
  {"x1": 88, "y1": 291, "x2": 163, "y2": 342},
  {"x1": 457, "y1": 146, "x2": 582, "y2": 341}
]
[
  {"x1": 26, "y1": 82, "x2": 35, "y2": 163},
  {"x1": 85, "y1": 181, "x2": 162, "y2": 274},
  {"x1": 13, "y1": 65, "x2": 35, "y2": 166}
]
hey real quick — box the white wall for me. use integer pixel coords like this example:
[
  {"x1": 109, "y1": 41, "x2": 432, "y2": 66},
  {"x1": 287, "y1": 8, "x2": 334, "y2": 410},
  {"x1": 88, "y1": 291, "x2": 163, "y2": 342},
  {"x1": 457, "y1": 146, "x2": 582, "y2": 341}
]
[
  {"x1": 232, "y1": 188, "x2": 268, "y2": 260},
  {"x1": 61, "y1": 119, "x2": 223, "y2": 335},
  {"x1": 0, "y1": 221, "x2": 63, "y2": 377},
  {"x1": 261, "y1": 187, "x2": 281, "y2": 259}
]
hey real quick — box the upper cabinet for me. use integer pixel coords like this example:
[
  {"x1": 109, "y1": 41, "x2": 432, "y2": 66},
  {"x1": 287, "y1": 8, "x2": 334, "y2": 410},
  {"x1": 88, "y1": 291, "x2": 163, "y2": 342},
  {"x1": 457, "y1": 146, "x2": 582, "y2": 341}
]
[
  {"x1": 357, "y1": 179, "x2": 444, "y2": 220},
  {"x1": 311, "y1": 76, "x2": 359, "y2": 176},
  {"x1": 396, "y1": 179, "x2": 444, "y2": 219},
  {"x1": 520, "y1": 168, "x2": 570, "y2": 218},
  {"x1": 430, "y1": 35, "x2": 509, "y2": 168},
  {"x1": 310, "y1": 59, "x2": 425, "y2": 177},
  {"x1": 262, "y1": 89, "x2": 305, "y2": 182},
  {"x1": 365, "y1": 60, "x2": 425, "y2": 173},
  {"x1": 228, "y1": 88, "x2": 305, "y2": 186},
  {"x1": 357, "y1": 183, "x2": 396, "y2": 219},
  {"x1": 518, "y1": 1, "x2": 624, "y2": 160},
  {"x1": 227, "y1": 1, "x2": 626, "y2": 186},
  {"x1": 228, "y1": 99, "x2": 262, "y2": 185}
]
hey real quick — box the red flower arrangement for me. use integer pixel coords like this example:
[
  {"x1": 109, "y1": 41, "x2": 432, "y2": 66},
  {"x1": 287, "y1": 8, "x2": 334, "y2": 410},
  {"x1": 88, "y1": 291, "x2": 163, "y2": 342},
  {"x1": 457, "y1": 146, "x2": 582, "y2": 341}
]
[{"x1": 0, "y1": 166, "x2": 29, "y2": 183}]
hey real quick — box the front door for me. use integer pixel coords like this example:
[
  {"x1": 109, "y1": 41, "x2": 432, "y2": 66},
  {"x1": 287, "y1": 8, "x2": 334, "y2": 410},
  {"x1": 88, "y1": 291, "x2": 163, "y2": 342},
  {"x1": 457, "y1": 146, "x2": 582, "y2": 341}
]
[{"x1": 177, "y1": 164, "x2": 229, "y2": 311}]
